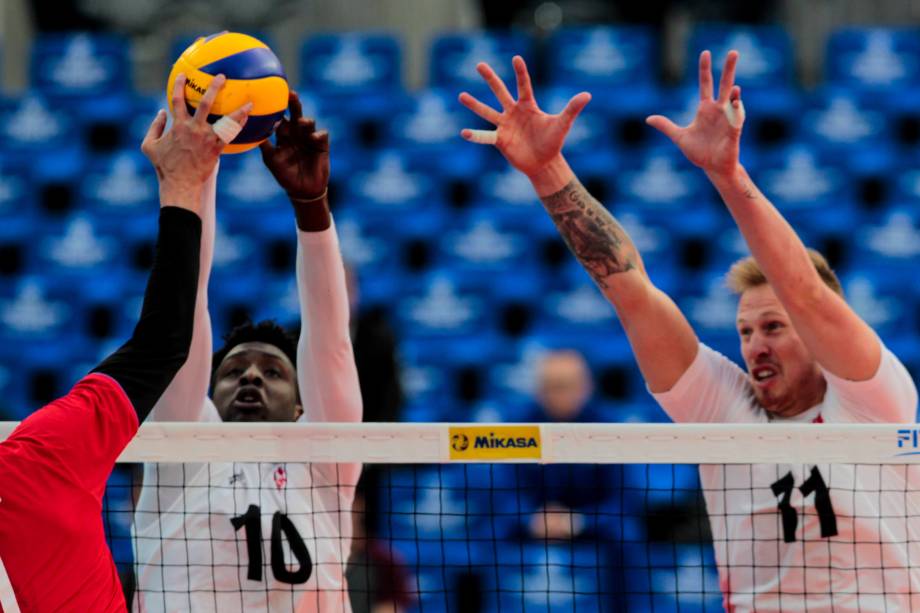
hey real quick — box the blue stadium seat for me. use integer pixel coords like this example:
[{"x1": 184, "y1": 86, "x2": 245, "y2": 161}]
[
  {"x1": 388, "y1": 88, "x2": 467, "y2": 153},
  {"x1": 473, "y1": 164, "x2": 541, "y2": 209},
  {"x1": 623, "y1": 462, "x2": 701, "y2": 508},
  {"x1": 0, "y1": 155, "x2": 35, "y2": 222},
  {"x1": 687, "y1": 25, "x2": 794, "y2": 89},
  {"x1": 30, "y1": 33, "x2": 131, "y2": 99},
  {"x1": 79, "y1": 150, "x2": 159, "y2": 222},
  {"x1": 429, "y1": 31, "x2": 534, "y2": 95},
  {"x1": 216, "y1": 152, "x2": 289, "y2": 211},
  {"x1": 31, "y1": 215, "x2": 122, "y2": 284},
  {"x1": 331, "y1": 209, "x2": 392, "y2": 269},
  {"x1": 0, "y1": 359, "x2": 21, "y2": 420},
  {"x1": 546, "y1": 26, "x2": 657, "y2": 89},
  {"x1": 382, "y1": 464, "x2": 522, "y2": 541},
  {"x1": 617, "y1": 147, "x2": 714, "y2": 208},
  {"x1": 488, "y1": 543, "x2": 615, "y2": 613},
  {"x1": 300, "y1": 32, "x2": 402, "y2": 95},
  {"x1": 754, "y1": 143, "x2": 857, "y2": 228},
  {"x1": 209, "y1": 218, "x2": 262, "y2": 283},
  {"x1": 623, "y1": 542, "x2": 722, "y2": 613},
  {"x1": 125, "y1": 95, "x2": 164, "y2": 147},
  {"x1": 438, "y1": 209, "x2": 533, "y2": 273},
  {"x1": 209, "y1": 280, "x2": 270, "y2": 335},
  {"x1": 605, "y1": 398, "x2": 672, "y2": 424},
  {"x1": 851, "y1": 207, "x2": 920, "y2": 286},
  {"x1": 840, "y1": 270, "x2": 915, "y2": 339},
  {"x1": 0, "y1": 94, "x2": 79, "y2": 154},
  {"x1": 799, "y1": 88, "x2": 889, "y2": 156},
  {"x1": 0, "y1": 276, "x2": 78, "y2": 347},
  {"x1": 535, "y1": 281, "x2": 618, "y2": 333},
  {"x1": 678, "y1": 272, "x2": 742, "y2": 359},
  {"x1": 345, "y1": 150, "x2": 444, "y2": 210},
  {"x1": 826, "y1": 27, "x2": 920, "y2": 90}
]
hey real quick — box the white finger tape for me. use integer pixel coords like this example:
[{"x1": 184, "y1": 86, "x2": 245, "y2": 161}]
[
  {"x1": 725, "y1": 100, "x2": 745, "y2": 129},
  {"x1": 465, "y1": 129, "x2": 498, "y2": 145},
  {"x1": 212, "y1": 115, "x2": 243, "y2": 144}
]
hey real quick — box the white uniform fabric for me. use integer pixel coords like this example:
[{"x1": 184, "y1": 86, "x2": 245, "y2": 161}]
[
  {"x1": 133, "y1": 170, "x2": 362, "y2": 612},
  {"x1": 653, "y1": 342, "x2": 920, "y2": 612}
]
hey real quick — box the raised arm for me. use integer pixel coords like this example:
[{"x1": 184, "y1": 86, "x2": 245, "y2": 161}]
[
  {"x1": 260, "y1": 93, "x2": 362, "y2": 424},
  {"x1": 95, "y1": 73, "x2": 251, "y2": 425},
  {"x1": 145, "y1": 166, "x2": 218, "y2": 422},
  {"x1": 144, "y1": 76, "x2": 239, "y2": 423},
  {"x1": 647, "y1": 51, "x2": 880, "y2": 381},
  {"x1": 459, "y1": 56, "x2": 698, "y2": 392}
]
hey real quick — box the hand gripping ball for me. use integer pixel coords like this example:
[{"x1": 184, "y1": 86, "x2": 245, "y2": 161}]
[{"x1": 167, "y1": 32, "x2": 289, "y2": 154}]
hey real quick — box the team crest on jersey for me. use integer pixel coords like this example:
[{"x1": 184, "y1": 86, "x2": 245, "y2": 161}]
[{"x1": 273, "y1": 466, "x2": 287, "y2": 490}]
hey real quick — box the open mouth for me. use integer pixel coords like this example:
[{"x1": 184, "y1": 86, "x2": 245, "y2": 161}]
[
  {"x1": 231, "y1": 387, "x2": 265, "y2": 413},
  {"x1": 751, "y1": 366, "x2": 778, "y2": 385}
]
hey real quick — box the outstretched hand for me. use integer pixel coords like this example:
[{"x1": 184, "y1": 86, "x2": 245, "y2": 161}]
[
  {"x1": 646, "y1": 50, "x2": 745, "y2": 179},
  {"x1": 260, "y1": 91, "x2": 329, "y2": 200},
  {"x1": 458, "y1": 56, "x2": 591, "y2": 179}
]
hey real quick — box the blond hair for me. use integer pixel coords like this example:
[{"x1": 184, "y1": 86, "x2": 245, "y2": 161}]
[{"x1": 726, "y1": 249, "x2": 843, "y2": 297}]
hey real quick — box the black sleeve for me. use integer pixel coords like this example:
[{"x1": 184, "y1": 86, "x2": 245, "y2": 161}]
[{"x1": 93, "y1": 206, "x2": 201, "y2": 423}]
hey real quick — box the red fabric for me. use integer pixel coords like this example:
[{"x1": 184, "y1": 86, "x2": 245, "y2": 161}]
[
  {"x1": 812, "y1": 414, "x2": 824, "y2": 423},
  {"x1": 0, "y1": 374, "x2": 137, "y2": 612}
]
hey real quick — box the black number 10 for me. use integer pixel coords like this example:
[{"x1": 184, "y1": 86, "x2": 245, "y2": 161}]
[
  {"x1": 770, "y1": 466, "x2": 838, "y2": 543},
  {"x1": 230, "y1": 504, "x2": 313, "y2": 584}
]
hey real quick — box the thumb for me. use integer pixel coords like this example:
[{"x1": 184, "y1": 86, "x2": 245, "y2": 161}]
[
  {"x1": 559, "y1": 92, "x2": 591, "y2": 129},
  {"x1": 141, "y1": 109, "x2": 167, "y2": 152},
  {"x1": 645, "y1": 115, "x2": 682, "y2": 143}
]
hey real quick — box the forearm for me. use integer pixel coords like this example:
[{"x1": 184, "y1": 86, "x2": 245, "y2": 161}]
[
  {"x1": 533, "y1": 156, "x2": 698, "y2": 391},
  {"x1": 93, "y1": 207, "x2": 202, "y2": 422},
  {"x1": 708, "y1": 164, "x2": 881, "y2": 379},
  {"x1": 707, "y1": 165, "x2": 825, "y2": 305},
  {"x1": 295, "y1": 224, "x2": 362, "y2": 423},
  {"x1": 534, "y1": 156, "x2": 646, "y2": 291},
  {"x1": 148, "y1": 169, "x2": 218, "y2": 421}
]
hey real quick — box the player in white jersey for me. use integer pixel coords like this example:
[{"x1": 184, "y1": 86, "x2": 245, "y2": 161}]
[
  {"x1": 459, "y1": 51, "x2": 920, "y2": 610},
  {"x1": 132, "y1": 92, "x2": 363, "y2": 613}
]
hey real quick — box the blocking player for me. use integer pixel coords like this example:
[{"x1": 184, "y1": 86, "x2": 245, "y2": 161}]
[
  {"x1": 459, "y1": 53, "x2": 919, "y2": 610},
  {"x1": 0, "y1": 74, "x2": 249, "y2": 611},
  {"x1": 132, "y1": 92, "x2": 362, "y2": 612}
]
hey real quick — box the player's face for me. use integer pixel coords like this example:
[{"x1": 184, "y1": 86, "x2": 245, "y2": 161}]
[
  {"x1": 212, "y1": 342, "x2": 302, "y2": 422},
  {"x1": 737, "y1": 285, "x2": 827, "y2": 418}
]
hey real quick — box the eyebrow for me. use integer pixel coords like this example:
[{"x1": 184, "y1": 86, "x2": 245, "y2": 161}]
[
  {"x1": 221, "y1": 351, "x2": 291, "y2": 370},
  {"x1": 737, "y1": 311, "x2": 786, "y2": 325}
]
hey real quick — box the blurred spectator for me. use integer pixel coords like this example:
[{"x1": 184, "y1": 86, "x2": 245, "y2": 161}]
[
  {"x1": 347, "y1": 489, "x2": 416, "y2": 613},
  {"x1": 522, "y1": 350, "x2": 615, "y2": 540}
]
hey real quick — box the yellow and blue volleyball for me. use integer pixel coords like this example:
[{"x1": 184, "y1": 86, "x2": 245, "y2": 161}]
[{"x1": 167, "y1": 32, "x2": 289, "y2": 154}]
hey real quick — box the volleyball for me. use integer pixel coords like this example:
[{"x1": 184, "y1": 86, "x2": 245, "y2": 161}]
[{"x1": 166, "y1": 32, "x2": 289, "y2": 154}]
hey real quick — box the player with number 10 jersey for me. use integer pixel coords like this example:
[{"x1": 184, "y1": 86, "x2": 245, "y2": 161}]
[{"x1": 132, "y1": 94, "x2": 362, "y2": 612}]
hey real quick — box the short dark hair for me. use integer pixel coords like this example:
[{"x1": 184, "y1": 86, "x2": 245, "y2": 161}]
[{"x1": 211, "y1": 319, "x2": 298, "y2": 387}]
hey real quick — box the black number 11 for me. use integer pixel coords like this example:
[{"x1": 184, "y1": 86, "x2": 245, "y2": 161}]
[
  {"x1": 771, "y1": 466, "x2": 838, "y2": 543},
  {"x1": 230, "y1": 504, "x2": 313, "y2": 584}
]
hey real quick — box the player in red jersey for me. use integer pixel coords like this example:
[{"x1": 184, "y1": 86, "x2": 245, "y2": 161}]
[{"x1": 0, "y1": 73, "x2": 251, "y2": 612}]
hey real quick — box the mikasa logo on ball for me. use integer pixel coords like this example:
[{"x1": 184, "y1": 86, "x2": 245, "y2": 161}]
[{"x1": 186, "y1": 77, "x2": 207, "y2": 95}]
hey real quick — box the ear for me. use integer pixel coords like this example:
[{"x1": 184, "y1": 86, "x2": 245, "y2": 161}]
[{"x1": 293, "y1": 404, "x2": 303, "y2": 421}]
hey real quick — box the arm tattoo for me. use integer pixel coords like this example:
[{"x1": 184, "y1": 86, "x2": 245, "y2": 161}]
[{"x1": 541, "y1": 178, "x2": 637, "y2": 289}]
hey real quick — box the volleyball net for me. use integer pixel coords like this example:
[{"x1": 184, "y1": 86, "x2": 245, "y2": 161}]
[{"x1": 8, "y1": 422, "x2": 920, "y2": 612}]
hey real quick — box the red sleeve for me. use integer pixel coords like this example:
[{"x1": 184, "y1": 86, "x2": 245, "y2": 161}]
[{"x1": 6, "y1": 373, "x2": 138, "y2": 500}]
